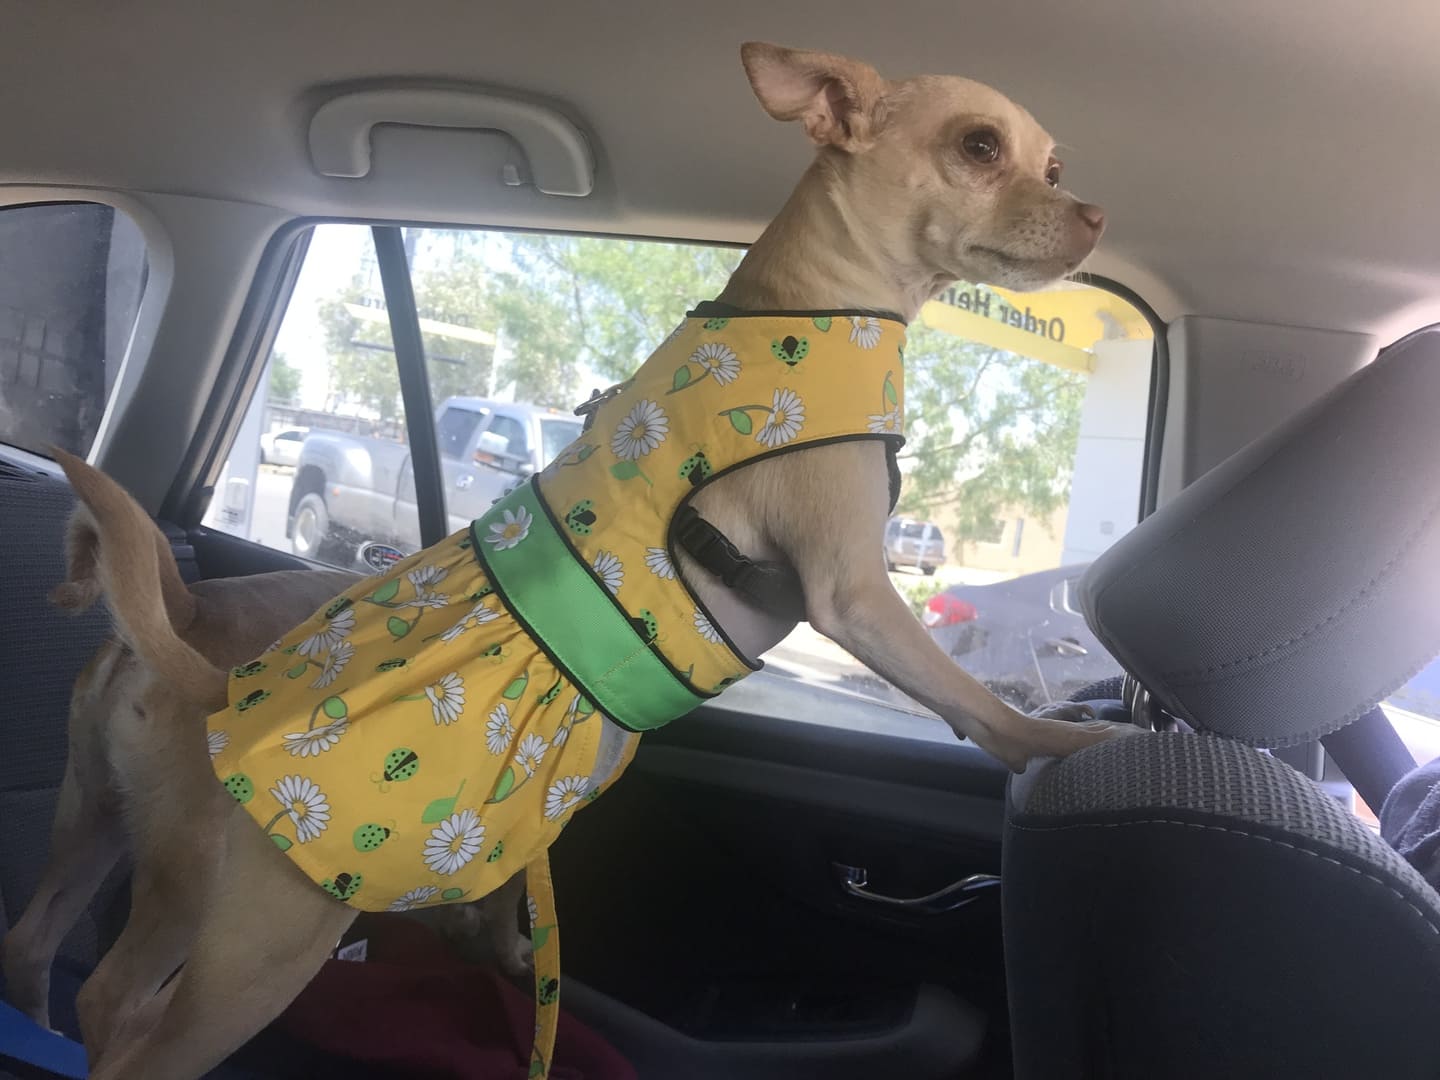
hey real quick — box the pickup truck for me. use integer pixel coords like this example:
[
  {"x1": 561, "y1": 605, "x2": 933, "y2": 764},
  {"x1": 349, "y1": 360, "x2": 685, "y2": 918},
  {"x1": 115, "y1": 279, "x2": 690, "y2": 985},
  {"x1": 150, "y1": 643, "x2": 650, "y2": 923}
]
[{"x1": 287, "y1": 396, "x2": 583, "y2": 563}]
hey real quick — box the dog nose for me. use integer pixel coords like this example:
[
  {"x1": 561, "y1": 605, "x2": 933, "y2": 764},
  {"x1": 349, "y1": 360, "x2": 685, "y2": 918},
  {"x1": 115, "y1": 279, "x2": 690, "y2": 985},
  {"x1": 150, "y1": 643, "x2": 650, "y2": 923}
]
[{"x1": 1076, "y1": 202, "x2": 1106, "y2": 235}]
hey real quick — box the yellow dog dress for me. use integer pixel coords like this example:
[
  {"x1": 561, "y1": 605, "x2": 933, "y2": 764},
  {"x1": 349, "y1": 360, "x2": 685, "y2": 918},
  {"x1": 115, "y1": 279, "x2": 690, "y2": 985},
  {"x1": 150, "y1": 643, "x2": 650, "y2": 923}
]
[{"x1": 207, "y1": 306, "x2": 907, "y2": 1076}]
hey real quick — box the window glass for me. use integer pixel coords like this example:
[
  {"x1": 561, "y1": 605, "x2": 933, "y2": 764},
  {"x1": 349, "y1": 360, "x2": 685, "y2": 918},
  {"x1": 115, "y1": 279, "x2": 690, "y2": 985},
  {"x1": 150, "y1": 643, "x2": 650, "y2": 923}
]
[
  {"x1": 204, "y1": 224, "x2": 420, "y2": 569},
  {"x1": 485, "y1": 414, "x2": 527, "y2": 457},
  {"x1": 0, "y1": 203, "x2": 148, "y2": 457},
  {"x1": 216, "y1": 224, "x2": 1155, "y2": 731},
  {"x1": 541, "y1": 416, "x2": 583, "y2": 464},
  {"x1": 394, "y1": 228, "x2": 1153, "y2": 723},
  {"x1": 436, "y1": 406, "x2": 484, "y2": 460}
]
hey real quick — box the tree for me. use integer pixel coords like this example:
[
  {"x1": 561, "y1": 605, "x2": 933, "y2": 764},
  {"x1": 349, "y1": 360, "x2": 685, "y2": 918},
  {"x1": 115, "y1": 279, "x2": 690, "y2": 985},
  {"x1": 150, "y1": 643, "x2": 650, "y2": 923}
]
[
  {"x1": 893, "y1": 321, "x2": 1085, "y2": 543},
  {"x1": 319, "y1": 289, "x2": 405, "y2": 424},
  {"x1": 499, "y1": 235, "x2": 744, "y2": 381},
  {"x1": 267, "y1": 351, "x2": 303, "y2": 404}
]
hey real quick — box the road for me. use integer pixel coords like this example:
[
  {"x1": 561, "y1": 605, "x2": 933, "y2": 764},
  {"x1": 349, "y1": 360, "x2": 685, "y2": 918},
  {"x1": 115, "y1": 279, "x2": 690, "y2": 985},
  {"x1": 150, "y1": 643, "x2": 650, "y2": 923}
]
[{"x1": 249, "y1": 465, "x2": 295, "y2": 553}]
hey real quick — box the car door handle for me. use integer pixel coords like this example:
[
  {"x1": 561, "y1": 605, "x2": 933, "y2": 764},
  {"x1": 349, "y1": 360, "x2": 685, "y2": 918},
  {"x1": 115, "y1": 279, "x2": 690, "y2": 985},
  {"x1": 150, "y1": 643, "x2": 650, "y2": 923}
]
[
  {"x1": 832, "y1": 863, "x2": 1000, "y2": 915},
  {"x1": 455, "y1": 474, "x2": 473, "y2": 490},
  {"x1": 1043, "y1": 637, "x2": 1088, "y2": 657}
]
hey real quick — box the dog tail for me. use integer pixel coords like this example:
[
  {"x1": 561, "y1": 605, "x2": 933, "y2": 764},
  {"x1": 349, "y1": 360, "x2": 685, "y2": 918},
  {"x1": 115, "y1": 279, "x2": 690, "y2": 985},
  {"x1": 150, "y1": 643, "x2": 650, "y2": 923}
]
[{"x1": 51, "y1": 449, "x2": 227, "y2": 710}]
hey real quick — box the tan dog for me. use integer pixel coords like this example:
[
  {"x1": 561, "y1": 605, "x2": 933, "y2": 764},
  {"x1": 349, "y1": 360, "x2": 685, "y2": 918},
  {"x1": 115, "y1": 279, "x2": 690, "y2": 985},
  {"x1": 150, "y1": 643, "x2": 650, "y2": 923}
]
[
  {"x1": 0, "y1": 515, "x2": 531, "y2": 1049},
  {"x1": 45, "y1": 42, "x2": 1130, "y2": 1079}
]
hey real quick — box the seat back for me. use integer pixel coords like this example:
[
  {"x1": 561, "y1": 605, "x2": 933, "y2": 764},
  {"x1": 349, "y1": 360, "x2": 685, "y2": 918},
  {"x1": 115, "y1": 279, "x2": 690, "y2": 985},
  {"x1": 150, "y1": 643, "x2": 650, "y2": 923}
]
[
  {"x1": 0, "y1": 458, "x2": 124, "y2": 972},
  {"x1": 1004, "y1": 328, "x2": 1440, "y2": 1077},
  {"x1": 1006, "y1": 734, "x2": 1440, "y2": 1079}
]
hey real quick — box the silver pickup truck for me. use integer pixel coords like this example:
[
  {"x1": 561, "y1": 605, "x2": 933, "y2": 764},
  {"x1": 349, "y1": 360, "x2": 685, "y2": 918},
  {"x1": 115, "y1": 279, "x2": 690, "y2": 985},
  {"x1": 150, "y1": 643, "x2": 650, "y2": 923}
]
[{"x1": 286, "y1": 396, "x2": 583, "y2": 563}]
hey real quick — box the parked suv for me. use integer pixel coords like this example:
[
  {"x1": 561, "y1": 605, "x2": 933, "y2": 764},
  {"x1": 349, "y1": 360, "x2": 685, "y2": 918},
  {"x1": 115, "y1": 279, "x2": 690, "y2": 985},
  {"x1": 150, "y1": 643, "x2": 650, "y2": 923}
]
[
  {"x1": 885, "y1": 517, "x2": 946, "y2": 575},
  {"x1": 287, "y1": 396, "x2": 582, "y2": 563}
]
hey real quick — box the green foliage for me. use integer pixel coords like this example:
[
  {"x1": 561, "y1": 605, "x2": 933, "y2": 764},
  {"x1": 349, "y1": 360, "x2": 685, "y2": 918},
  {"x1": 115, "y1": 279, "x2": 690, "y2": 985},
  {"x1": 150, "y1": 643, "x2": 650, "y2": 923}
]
[
  {"x1": 894, "y1": 575, "x2": 948, "y2": 618},
  {"x1": 267, "y1": 352, "x2": 303, "y2": 404},
  {"x1": 499, "y1": 235, "x2": 744, "y2": 382},
  {"x1": 894, "y1": 320, "x2": 1085, "y2": 545}
]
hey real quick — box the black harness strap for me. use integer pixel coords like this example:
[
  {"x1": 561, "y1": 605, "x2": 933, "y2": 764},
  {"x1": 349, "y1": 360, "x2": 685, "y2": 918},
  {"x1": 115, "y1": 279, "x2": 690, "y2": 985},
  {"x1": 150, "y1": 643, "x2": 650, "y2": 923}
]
[
  {"x1": 672, "y1": 442, "x2": 903, "y2": 622},
  {"x1": 673, "y1": 504, "x2": 808, "y2": 623}
]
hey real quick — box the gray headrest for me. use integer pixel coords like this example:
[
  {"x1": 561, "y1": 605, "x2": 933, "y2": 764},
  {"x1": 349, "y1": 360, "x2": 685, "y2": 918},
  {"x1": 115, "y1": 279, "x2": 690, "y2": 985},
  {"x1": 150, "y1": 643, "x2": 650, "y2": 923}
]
[{"x1": 1080, "y1": 328, "x2": 1440, "y2": 747}]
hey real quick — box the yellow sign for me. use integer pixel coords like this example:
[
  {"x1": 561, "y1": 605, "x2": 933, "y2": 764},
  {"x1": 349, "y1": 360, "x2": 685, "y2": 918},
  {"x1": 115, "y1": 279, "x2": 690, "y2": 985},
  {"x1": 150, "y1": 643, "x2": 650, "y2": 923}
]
[{"x1": 919, "y1": 281, "x2": 1151, "y2": 374}]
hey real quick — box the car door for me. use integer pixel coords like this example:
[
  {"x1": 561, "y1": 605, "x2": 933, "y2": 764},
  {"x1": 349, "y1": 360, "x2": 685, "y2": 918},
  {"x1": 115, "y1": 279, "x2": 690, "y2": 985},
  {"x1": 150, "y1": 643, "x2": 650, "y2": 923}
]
[{"x1": 176, "y1": 222, "x2": 1162, "y2": 1076}]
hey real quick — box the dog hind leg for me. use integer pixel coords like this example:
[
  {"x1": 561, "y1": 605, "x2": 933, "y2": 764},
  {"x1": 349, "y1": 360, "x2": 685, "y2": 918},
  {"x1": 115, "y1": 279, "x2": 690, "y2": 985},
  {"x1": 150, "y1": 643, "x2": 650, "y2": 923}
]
[
  {"x1": 1, "y1": 755, "x2": 122, "y2": 1029},
  {"x1": 89, "y1": 805, "x2": 354, "y2": 1080}
]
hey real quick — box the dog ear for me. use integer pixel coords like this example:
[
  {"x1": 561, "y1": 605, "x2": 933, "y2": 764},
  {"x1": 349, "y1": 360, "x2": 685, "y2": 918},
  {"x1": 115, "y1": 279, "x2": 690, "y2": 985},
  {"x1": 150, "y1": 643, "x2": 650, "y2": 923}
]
[{"x1": 740, "y1": 42, "x2": 888, "y2": 152}]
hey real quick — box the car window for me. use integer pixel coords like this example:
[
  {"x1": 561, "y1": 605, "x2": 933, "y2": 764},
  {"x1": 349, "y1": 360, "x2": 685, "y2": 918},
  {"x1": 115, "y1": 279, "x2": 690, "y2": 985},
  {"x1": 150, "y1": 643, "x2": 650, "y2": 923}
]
[
  {"x1": 436, "y1": 406, "x2": 483, "y2": 460},
  {"x1": 212, "y1": 224, "x2": 1156, "y2": 731},
  {"x1": 0, "y1": 202, "x2": 148, "y2": 458},
  {"x1": 204, "y1": 224, "x2": 421, "y2": 571},
  {"x1": 540, "y1": 417, "x2": 582, "y2": 464},
  {"x1": 485, "y1": 414, "x2": 528, "y2": 458}
]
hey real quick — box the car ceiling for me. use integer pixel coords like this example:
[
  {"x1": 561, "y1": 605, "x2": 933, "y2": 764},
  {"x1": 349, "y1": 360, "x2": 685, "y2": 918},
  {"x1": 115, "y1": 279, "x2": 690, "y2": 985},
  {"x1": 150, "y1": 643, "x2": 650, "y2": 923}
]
[{"x1": 3, "y1": 0, "x2": 1439, "y2": 343}]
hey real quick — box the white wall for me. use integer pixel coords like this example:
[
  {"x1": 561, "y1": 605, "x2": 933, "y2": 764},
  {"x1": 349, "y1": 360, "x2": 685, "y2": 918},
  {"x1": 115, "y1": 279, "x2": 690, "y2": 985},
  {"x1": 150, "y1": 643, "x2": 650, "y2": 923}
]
[{"x1": 1060, "y1": 337, "x2": 1152, "y2": 565}]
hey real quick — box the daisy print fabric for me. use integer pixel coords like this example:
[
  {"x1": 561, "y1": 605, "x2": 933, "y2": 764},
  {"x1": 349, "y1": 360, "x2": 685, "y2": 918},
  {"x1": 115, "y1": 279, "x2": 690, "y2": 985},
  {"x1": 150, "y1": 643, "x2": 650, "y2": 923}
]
[
  {"x1": 206, "y1": 526, "x2": 635, "y2": 913},
  {"x1": 538, "y1": 310, "x2": 906, "y2": 696}
]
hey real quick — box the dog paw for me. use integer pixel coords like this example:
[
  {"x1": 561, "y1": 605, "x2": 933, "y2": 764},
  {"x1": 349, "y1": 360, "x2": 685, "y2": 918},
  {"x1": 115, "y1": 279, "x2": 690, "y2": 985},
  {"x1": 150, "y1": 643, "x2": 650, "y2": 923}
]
[
  {"x1": 498, "y1": 933, "x2": 534, "y2": 978},
  {"x1": 1029, "y1": 701, "x2": 1098, "y2": 724}
]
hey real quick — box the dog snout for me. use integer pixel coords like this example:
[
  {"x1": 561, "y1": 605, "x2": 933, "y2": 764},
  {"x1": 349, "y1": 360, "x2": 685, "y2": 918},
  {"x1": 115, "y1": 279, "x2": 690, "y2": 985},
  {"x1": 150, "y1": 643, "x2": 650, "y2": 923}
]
[{"x1": 1075, "y1": 201, "x2": 1106, "y2": 238}]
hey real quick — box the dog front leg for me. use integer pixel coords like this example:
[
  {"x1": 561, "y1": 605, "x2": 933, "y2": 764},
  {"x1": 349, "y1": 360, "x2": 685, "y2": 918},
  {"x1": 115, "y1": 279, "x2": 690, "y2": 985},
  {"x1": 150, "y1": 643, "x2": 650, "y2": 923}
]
[{"x1": 761, "y1": 442, "x2": 1130, "y2": 771}]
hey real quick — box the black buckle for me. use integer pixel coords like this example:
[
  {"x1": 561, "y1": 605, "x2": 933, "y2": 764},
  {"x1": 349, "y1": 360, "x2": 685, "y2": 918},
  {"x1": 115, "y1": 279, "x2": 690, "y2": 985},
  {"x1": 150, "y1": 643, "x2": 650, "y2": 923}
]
[
  {"x1": 673, "y1": 505, "x2": 726, "y2": 568},
  {"x1": 573, "y1": 384, "x2": 625, "y2": 432}
]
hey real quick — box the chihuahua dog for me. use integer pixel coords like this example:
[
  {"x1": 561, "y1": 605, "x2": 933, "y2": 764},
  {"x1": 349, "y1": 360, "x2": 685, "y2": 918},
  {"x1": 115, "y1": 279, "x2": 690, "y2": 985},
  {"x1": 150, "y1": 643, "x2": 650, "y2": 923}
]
[{"x1": 44, "y1": 41, "x2": 1127, "y2": 1079}]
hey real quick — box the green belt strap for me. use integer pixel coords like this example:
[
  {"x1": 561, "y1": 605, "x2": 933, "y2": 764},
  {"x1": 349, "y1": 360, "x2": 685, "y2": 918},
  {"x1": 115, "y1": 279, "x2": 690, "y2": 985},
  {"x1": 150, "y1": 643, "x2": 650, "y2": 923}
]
[{"x1": 470, "y1": 480, "x2": 705, "y2": 732}]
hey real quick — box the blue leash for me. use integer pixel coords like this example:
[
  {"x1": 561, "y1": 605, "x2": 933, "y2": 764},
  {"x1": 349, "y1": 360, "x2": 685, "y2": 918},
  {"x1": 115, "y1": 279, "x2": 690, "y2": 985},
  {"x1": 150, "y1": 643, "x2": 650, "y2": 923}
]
[{"x1": 0, "y1": 998, "x2": 87, "y2": 1078}]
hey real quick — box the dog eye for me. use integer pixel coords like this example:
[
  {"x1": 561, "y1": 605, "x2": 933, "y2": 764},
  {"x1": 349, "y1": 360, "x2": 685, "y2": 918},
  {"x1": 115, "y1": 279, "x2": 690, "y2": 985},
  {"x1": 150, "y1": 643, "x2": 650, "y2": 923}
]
[
  {"x1": 1045, "y1": 162, "x2": 1063, "y2": 188},
  {"x1": 961, "y1": 130, "x2": 1001, "y2": 164}
]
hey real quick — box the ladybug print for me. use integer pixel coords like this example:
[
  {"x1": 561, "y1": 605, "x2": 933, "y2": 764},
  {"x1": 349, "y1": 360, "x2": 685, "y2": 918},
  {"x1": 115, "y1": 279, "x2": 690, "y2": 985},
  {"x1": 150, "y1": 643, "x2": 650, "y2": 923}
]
[
  {"x1": 702, "y1": 317, "x2": 730, "y2": 330},
  {"x1": 564, "y1": 500, "x2": 597, "y2": 535},
  {"x1": 678, "y1": 451, "x2": 712, "y2": 486},
  {"x1": 321, "y1": 872, "x2": 363, "y2": 901},
  {"x1": 383, "y1": 748, "x2": 419, "y2": 783},
  {"x1": 630, "y1": 608, "x2": 659, "y2": 642},
  {"x1": 323, "y1": 596, "x2": 354, "y2": 620},
  {"x1": 537, "y1": 677, "x2": 563, "y2": 706},
  {"x1": 353, "y1": 824, "x2": 392, "y2": 852},
  {"x1": 375, "y1": 657, "x2": 408, "y2": 673},
  {"x1": 235, "y1": 688, "x2": 270, "y2": 713},
  {"x1": 231, "y1": 660, "x2": 267, "y2": 678},
  {"x1": 770, "y1": 335, "x2": 809, "y2": 366},
  {"x1": 222, "y1": 773, "x2": 254, "y2": 804}
]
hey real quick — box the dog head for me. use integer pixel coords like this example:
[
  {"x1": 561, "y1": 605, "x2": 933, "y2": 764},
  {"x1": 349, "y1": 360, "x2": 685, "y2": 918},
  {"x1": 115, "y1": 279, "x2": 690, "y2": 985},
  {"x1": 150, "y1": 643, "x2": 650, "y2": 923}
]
[{"x1": 741, "y1": 42, "x2": 1104, "y2": 294}]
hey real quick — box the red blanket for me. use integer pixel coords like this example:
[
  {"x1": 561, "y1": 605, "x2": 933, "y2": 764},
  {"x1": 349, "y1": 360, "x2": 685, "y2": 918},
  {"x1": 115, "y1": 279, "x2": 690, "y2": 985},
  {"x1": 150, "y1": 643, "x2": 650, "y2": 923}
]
[{"x1": 279, "y1": 914, "x2": 635, "y2": 1080}]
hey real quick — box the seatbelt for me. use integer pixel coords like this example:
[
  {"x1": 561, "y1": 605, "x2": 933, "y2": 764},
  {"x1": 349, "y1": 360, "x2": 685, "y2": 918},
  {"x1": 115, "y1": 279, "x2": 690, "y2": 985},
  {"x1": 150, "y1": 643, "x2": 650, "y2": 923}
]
[
  {"x1": 157, "y1": 519, "x2": 201, "y2": 585},
  {"x1": 1320, "y1": 705, "x2": 1417, "y2": 816},
  {"x1": 0, "y1": 999, "x2": 88, "y2": 1078}
]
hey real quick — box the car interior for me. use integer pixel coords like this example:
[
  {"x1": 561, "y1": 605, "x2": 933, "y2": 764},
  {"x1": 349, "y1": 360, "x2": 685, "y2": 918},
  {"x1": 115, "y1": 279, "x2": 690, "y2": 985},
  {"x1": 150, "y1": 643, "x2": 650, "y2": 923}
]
[{"x1": 2, "y1": 3, "x2": 1439, "y2": 1078}]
